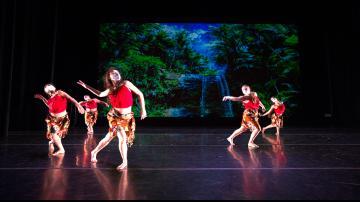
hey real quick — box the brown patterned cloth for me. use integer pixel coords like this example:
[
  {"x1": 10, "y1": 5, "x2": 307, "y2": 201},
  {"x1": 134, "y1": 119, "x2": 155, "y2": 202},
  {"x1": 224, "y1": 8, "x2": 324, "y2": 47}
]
[
  {"x1": 107, "y1": 109, "x2": 136, "y2": 147},
  {"x1": 241, "y1": 109, "x2": 261, "y2": 131},
  {"x1": 271, "y1": 113, "x2": 284, "y2": 128},
  {"x1": 85, "y1": 111, "x2": 98, "y2": 126},
  {"x1": 45, "y1": 113, "x2": 70, "y2": 140}
]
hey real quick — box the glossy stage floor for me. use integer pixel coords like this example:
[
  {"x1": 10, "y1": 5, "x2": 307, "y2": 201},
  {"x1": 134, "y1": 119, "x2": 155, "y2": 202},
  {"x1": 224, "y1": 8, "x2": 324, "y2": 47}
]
[{"x1": 1, "y1": 127, "x2": 360, "y2": 200}]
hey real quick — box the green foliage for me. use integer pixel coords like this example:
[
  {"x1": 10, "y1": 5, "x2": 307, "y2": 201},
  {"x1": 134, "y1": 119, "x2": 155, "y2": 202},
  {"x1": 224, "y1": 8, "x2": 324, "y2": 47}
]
[
  {"x1": 99, "y1": 23, "x2": 210, "y2": 117},
  {"x1": 211, "y1": 24, "x2": 300, "y2": 116},
  {"x1": 99, "y1": 23, "x2": 301, "y2": 117}
]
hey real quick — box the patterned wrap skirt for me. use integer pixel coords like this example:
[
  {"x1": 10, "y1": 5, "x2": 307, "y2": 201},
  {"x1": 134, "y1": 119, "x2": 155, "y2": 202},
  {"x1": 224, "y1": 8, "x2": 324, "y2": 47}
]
[
  {"x1": 85, "y1": 111, "x2": 98, "y2": 125},
  {"x1": 271, "y1": 113, "x2": 284, "y2": 128},
  {"x1": 45, "y1": 113, "x2": 70, "y2": 140},
  {"x1": 241, "y1": 109, "x2": 261, "y2": 131},
  {"x1": 107, "y1": 109, "x2": 136, "y2": 147}
]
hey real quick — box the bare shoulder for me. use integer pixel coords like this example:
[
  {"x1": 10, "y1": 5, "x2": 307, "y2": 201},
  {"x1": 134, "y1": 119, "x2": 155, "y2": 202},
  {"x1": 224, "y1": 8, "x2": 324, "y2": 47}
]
[
  {"x1": 123, "y1": 80, "x2": 132, "y2": 86},
  {"x1": 57, "y1": 90, "x2": 66, "y2": 96}
]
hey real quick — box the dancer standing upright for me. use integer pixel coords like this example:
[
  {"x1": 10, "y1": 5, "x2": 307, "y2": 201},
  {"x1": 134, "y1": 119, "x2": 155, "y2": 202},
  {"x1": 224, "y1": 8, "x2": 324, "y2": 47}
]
[{"x1": 79, "y1": 95, "x2": 109, "y2": 134}]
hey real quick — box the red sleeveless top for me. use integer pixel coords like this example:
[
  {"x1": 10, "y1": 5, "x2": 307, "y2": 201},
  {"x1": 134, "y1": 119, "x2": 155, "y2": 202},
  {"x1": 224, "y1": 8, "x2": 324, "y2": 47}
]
[
  {"x1": 108, "y1": 85, "x2": 133, "y2": 108},
  {"x1": 47, "y1": 94, "x2": 67, "y2": 114},
  {"x1": 242, "y1": 96, "x2": 260, "y2": 110},
  {"x1": 274, "y1": 104, "x2": 285, "y2": 115},
  {"x1": 81, "y1": 100, "x2": 98, "y2": 109}
]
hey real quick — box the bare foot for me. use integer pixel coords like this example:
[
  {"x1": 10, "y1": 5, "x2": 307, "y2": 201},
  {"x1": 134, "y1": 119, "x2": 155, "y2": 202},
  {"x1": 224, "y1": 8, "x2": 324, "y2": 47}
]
[
  {"x1": 248, "y1": 143, "x2": 259, "y2": 149},
  {"x1": 116, "y1": 162, "x2": 128, "y2": 170},
  {"x1": 227, "y1": 137, "x2": 235, "y2": 145},
  {"x1": 52, "y1": 150, "x2": 65, "y2": 156},
  {"x1": 91, "y1": 150, "x2": 98, "y2": 163}
]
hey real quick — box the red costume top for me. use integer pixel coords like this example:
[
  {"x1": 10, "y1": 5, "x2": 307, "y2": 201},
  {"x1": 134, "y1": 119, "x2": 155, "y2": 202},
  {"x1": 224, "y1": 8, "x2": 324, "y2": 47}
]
[
  {"x1": 242, "y1": 96, "x2": 260, "y2": 110},
  {"x1": 108, "y1": 85, "x2": 133, "y2": 108},
  {"x1": 81, "y1": 100, "x2": 98, "y2": 110},
  {"x1": 48, "y1": 94, "x2": 67, "y2": 114},
  {"x1": 274, "y1": 104, "x2": 285, "y2": 115}
]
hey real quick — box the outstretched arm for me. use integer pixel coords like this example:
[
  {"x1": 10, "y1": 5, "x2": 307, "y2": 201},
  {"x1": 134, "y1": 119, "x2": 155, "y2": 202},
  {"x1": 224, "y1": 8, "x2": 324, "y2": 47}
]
[
  {"x1": 58, "y1": 90, "x2": 85, "y2": 114},
  {"x1": 34, "y1": 94, "x2": 49, "y2": 108},
  {"x1": 223, "y1": 95, "x2": 251, "y2": 102},
  {"x1": 261, "y1": 106, "x2": 274, "y2": 117},
  {"x1": 125, "y1": 81, "x2": 147, "y2": 120},
  {"x1": 77, "y1": 80, "x2": 109, "y2": 98}
]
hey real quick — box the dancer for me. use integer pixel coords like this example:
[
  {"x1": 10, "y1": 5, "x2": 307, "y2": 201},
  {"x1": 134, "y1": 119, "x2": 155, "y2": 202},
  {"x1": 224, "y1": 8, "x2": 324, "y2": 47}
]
[
  {"x1": 79, "y1": 95, "x2": 109, "y2": 134},
  {"x1": 261, "y1": 97, "x2": 285, "y2": 136},
  {"x1": 77, "y1": 67, "x2": 147, "y2": 170},
  {"x1": 223, "y1": 85, "x2": 265, "y2": 148},
  {"x1": 34, "y1": 84, "x2": 84, "y2": 156}
]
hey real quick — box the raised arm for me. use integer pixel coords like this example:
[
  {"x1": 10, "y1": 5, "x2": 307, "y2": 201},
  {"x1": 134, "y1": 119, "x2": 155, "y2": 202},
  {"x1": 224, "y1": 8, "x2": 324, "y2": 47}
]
[
  {"x1": 77, "y1": 80, "x2": 109, "y2": 98},
  {"x1": 34, "y1": 94, "x2": 49, "y2": 108},
  {"x1": 124, "y1": 81, "x2": 147, "y2": 120},
  {"x1": 58, "y1": 90, "x2": 85, "y2": 114}
]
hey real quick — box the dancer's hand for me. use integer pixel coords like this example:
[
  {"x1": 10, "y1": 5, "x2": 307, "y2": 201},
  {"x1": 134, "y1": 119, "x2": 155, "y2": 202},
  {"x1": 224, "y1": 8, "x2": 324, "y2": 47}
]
[
  {"x1": 140, "y1": 110, "x2": 147, "y2": 120},
  {"x1": 222, "y1": 96, "x2": 231, "y2": 101},
  {"x1": 34, "y1": 94, "x2": 44, "y2": 100},
  {"x1": 77, "y1": 80, "x2": 87, "y2": 89},
  {"x1": 261, "y1": 107, "x2": 266, "y2": 113}
]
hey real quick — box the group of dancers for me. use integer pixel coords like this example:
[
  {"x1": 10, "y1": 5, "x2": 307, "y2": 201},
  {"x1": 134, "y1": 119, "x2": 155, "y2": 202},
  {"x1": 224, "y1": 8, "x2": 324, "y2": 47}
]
[
  {"x1": 34, "y1": 68, "x2": 285, "y2": 170},
  {"x1": 223, "y1": 85, "x2": 285, "y2": 149}
]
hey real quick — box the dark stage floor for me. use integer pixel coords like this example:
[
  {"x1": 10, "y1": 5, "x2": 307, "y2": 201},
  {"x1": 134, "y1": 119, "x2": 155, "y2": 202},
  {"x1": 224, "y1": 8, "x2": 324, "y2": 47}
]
[{"x1": 1, "y1": 127, "x2": 360, "y2": 200}]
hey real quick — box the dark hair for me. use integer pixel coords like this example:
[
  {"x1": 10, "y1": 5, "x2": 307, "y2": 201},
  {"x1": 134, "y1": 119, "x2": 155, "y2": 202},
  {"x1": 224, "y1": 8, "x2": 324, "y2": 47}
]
[{"x1": 103, "y1": 67, "x2": 125, "y2": 93}]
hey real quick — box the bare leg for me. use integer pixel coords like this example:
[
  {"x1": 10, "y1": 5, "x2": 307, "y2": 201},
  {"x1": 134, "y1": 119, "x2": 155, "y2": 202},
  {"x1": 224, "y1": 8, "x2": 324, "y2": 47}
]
[
  {"x1": 262, "y1": 124, "x2": 276, "y2": 135},
  {"x1": 48, "y1": 139, "x2": 55, "y2": 156},
  {"x1": 275, "y1": 127, "x2": 280, "y2": 136},
  {"x1": 91, "y1": 132, "x2": 114, "y2": 163},
  {"x1": 86, "y1": 123, "x2": 91, "y2": 134},
  {"x1": 117, "y1": 129, "x2": 128, "y2": 170},
  {"x1": 248, "y1": 127, "x2": 260, "y2": 149},
  {"x1": 227, "y1": 126, "x2": 247, "y2": 145},
  {"x1": 52, "y1": 133, "x2": 65, "y2": 156}
]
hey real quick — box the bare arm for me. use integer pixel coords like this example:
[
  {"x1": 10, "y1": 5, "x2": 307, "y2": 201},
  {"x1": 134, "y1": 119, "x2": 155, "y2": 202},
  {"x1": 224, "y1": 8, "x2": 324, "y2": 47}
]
[
  {"x1": 77, "y1": 80, "x2": 109, "y2": 98},
  {"x1": 125, "y1": 81, "x2": 147, "y2": 120},
  {"x1": 34, "y1": 94, "x2": 49, "y2": 108},
  {"x1": 261, "y1": 106, "x2": 274, "y2": 117},
  {"x1": 58, "y1": 90, "x2": 85, "y2": 114},
  {"x1": 253, "y1": 92, "x2": 266, "y2": 111},
  {"x1": 223, "y1": 95, "x2": 251, "y2": 102}
]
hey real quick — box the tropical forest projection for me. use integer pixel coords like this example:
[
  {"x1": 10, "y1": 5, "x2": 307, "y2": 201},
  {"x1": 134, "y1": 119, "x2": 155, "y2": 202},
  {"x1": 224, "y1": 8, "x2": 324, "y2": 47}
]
[{"x1": 99, "y1": 23, "x2": 300, "y2": 118}]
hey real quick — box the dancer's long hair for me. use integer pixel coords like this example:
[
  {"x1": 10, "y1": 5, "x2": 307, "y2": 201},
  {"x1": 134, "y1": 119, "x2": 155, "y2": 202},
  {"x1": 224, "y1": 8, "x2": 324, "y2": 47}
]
[{"x1": 103, "y1": 67, "x2": 125, "y2": 94}]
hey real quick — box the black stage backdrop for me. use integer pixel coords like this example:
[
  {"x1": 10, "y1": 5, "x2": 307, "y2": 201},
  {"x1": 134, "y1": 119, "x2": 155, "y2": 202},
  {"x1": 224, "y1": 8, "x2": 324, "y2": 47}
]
[{"x1": 0, "y1": 0, "x2": 359, "y2": 136}]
